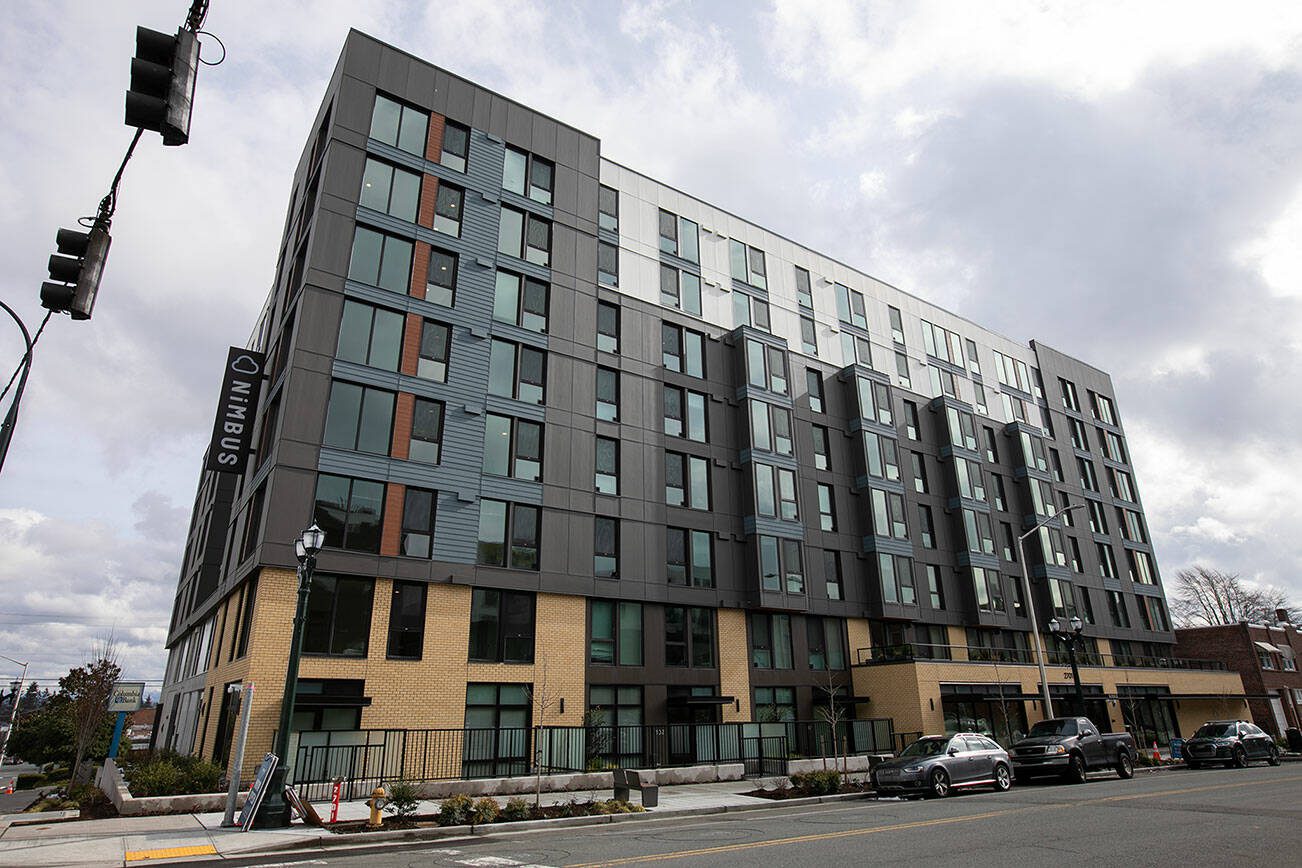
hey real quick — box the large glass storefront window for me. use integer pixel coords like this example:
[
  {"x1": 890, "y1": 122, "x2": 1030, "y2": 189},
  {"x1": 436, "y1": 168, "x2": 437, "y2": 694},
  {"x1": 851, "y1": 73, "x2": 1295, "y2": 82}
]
[
  {"x1": 941, "y1": 684, "x2": 1029, "y2": 747},
  {"x1": 1118, "y1": 686, "x2": 1178, "y2": 747}
]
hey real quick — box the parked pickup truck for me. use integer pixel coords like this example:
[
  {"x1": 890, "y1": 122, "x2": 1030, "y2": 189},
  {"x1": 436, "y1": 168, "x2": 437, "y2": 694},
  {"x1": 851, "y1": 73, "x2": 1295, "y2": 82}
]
[{"x1": 1011, "y1": 716, "x2": 1136, "y2": 783}]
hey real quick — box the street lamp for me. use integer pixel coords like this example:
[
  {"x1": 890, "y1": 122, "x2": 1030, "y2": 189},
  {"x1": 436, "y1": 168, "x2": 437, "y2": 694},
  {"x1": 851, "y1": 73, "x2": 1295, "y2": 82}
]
[
  {"x1": 1049, "y1": 616, "x2": 1088, "y2": 717},
  {"x1": 253, "y1": 523, "x2": 325, "y2": 828},
  {"x1": 1017, "y1": 504, "x2": 1084, "y2": 721},
  {"x1": 0, "y1": 655, "x2": 29, "y2": 767}
]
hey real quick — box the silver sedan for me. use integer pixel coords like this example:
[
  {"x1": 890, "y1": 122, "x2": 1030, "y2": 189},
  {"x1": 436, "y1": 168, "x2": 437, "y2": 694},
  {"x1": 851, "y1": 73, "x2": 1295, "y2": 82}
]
[{"x1": 872, "y1": 733, "x2": 1014, "y2": 798}]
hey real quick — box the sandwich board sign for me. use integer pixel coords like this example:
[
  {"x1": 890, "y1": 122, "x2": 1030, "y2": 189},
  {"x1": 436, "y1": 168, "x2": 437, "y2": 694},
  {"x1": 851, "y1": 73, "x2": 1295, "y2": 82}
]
[{"x1": 238, "y1": 753, "x2": 279, "y2": 831}]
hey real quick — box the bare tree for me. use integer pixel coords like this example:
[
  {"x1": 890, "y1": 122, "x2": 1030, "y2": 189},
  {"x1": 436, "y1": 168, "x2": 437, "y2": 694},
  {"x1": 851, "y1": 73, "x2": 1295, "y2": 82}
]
[
  {"x1": 524, "y1": 658, "x2": 558, "y2": 809},
  {"x1": 813, "y1": 669, "x2": 850, "y2": 774},
  {"x1": 67, "y1": 635, "x2": 120, "y2": 783},
  {"x1": 1170, "y1": 566, "x2": 1300, "y2": 627}
]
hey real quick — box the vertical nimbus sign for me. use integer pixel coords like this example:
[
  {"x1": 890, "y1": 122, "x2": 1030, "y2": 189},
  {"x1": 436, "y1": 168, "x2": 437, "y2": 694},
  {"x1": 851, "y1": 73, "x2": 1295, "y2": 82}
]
[{"x1": 205, "y1": 348, "x2": 266, "y2": 473}]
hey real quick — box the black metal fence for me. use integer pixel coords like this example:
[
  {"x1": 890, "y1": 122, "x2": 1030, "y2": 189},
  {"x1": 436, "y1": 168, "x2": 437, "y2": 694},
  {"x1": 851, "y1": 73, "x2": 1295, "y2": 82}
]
[
  {"x1": 291, "y1": 718, "x2": 895, "y2": 800},
  {"x1": 856, "y1": 642, "x2": 1227, "y2": 672}
]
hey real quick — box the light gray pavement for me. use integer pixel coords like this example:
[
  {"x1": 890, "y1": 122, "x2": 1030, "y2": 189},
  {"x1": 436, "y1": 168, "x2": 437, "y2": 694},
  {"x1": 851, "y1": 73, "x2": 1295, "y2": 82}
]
[{"x1": 0, "y1": 777, "x2": 805, "y2": 866}]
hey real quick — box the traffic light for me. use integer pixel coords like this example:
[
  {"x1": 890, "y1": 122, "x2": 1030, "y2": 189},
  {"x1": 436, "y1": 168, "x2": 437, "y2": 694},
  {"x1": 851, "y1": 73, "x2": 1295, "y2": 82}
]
[
  {"x1": 39, "y1": 224, "x2": 111, "y2": 321},
  {"x1": 124, "y1": 26, "x2": 199, "y2": 146}
]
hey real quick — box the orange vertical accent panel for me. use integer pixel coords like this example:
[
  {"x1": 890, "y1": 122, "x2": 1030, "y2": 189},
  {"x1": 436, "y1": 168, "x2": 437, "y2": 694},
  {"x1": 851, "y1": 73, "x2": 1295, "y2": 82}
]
[
  {"x1": 391, "y1": 392, "x2": 415, "y2": 461},
  {"x1": 410, "y1": 242, "x2": 429, "y2": 299},
  {"x1": 425, "y1": 113, "x2": 446, "y2": 163},
  {"x1": 380, "y1": 482, "x2": 406, "y2": 557},
  {"x1": 418, "y1": 176, "x2": 439, "y2": 229},
  {"x1": 400, "y1": 313, "x2": 423, "y2": 377}
]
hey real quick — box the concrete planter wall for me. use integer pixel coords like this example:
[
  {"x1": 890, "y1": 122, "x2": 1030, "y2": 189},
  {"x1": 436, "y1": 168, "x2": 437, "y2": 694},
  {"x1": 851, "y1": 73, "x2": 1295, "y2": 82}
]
[
  {"x1": 98, "y1": 758, "x2": 247, "y2": 817},
  {"x1": 786, "y1": 755, "x2": 888, "y2": 776},
  {"x1": 406, "y1": 762, "x2": 745, "y2": 800}
]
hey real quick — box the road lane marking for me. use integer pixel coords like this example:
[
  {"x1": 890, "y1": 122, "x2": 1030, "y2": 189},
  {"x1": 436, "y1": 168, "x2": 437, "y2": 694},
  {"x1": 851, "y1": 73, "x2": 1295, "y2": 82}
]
[{"x1": 564, "y1": 773, "x2": 1302, "y2": 866}]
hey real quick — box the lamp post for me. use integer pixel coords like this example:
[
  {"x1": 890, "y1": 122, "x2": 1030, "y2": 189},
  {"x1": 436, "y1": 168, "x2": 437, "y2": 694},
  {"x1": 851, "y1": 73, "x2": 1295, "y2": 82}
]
[
  {"x1": 0, "y1": 655, "x2": 29, "y2": 768},
  {"x1": 1017, "y1": 504, "x2": 1084, "y2": 721},
  {"x1": 1049, "y1": 616, "x2": 1088, "y2": 716},
  {"x1": 253, "y1": 523, "x2": 325, "y2": 829},
  {"x1": 0, "y1": 301, "x2": 35, "y2": 477}
]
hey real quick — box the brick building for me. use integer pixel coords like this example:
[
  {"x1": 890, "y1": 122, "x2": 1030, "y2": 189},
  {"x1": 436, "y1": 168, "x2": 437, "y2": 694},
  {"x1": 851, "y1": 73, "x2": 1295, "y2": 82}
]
[
  {"x1": 156, "y1": 30, "x2": 1246, "y2": 782},
  {"x1": 1174, "y1": 619, "x2": 1302, "y2": 737}
]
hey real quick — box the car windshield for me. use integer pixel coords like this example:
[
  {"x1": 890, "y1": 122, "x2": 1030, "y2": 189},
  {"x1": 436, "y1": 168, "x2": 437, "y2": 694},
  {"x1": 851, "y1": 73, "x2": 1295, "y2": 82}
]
[
  {"x1": 899, "y1": 738, "x2": 948, "y2": 758},
  {"x1": 1194, "y1": 723, "x2": 1238, "y2": 739},
  {"x1": 1027, "y1": 719, "x2": 1078, "y2": 738}
]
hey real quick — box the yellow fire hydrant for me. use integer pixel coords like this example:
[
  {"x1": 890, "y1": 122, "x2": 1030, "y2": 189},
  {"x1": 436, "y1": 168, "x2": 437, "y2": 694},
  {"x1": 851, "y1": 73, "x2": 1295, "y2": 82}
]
[{"x1": 366, "y1": 786, "x2": 387, "y2": 828}]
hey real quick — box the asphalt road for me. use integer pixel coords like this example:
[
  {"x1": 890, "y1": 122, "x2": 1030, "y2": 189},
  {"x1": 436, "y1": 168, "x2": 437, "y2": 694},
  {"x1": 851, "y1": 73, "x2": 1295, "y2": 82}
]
[{"x1": 200, "y1": 764, "x2": 1302, "y2": 868}]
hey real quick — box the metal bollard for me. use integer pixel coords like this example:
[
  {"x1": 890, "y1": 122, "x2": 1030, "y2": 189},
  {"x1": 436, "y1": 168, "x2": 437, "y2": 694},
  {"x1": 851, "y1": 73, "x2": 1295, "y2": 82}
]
[{"x1": 366, "y1": 786, "x2": 387, "y2": 828}]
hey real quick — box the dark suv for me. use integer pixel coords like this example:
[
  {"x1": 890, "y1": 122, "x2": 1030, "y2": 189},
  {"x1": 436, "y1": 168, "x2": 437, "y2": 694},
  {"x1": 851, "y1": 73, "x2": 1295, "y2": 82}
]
[{"x1": 1183, "y1": 720, "x2": 1281, "y2": 769}]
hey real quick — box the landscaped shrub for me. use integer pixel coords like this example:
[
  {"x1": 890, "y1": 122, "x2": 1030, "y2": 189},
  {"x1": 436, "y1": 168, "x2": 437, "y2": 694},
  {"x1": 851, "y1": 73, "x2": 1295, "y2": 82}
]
[
  {"x1": 594, "y1": 799, "x2": 645, "y2": 814},
  {"x1": 384, "y1": 780, "x2": 420, "y2": 820},
  {"x1": 501, "y1": 796, "x2": 532, "y2": 821},
  {"x1": 121, "y1": 752, "x2": 223, "y2": 796},
  {"x1": 789, "y1": 770, "x2": 841, "y2": 795},
  {"x1": 471, "y1": 797, "x2": 500, "y2": 825},
  {"x1": 16, "y1": 773, "x2": 47, "y2": 790},
  {"x1": 437, "y1": 793, "x2": 474, "y2": 826}
]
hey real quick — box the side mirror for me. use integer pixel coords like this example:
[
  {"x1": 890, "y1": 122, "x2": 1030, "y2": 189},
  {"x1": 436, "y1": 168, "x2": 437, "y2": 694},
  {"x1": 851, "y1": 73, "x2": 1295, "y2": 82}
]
[{"x1": 947, "y1": 747, "x2": 959, "y2": 756}]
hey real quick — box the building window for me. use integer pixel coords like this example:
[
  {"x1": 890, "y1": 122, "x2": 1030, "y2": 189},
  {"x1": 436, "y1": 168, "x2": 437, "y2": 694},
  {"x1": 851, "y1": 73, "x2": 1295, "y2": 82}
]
[
  {"x1": 304, "y1": 575, "x2": 374, "y2": 656},
  {"x1": 337, "y1": 300, "x2": 404, "y2": 371},
  {"x1": 918, "y1": 504, "x2": 936, "y2": 549},
  {"x1": 666, "y1": 452, "x2": 710, "y2": 510},
  {"x1": 863, "y1": 431, "x2": 900, "y2": 481},
  {"x1": 314, "y1": 474, "x2": 384, "y2": 553},
  {"x1": 812, "y1": 425, "x2": 831, "y2": 470},
  {"x1": 1106, "y1": 590, "x2": 1131, "y2": 627},
  {"x1": 1119, "y1": 509, "x2": 1148, "y2": 543},
  {"x1": 463, "y1": 683, "x2": 530, "y2": 777},
  {"x1": 834, "y1": 284, "x2": 868, "y2": 329},
  {"x1": 440, "y1": 121, "x2": 469, "y2": 172},
  {"x1": 409, "y1": 398, "x2": 444, "y2": 464},
  {"x1": 800, "y1": 316, "x2": 818, "y2": 354},
  {"x1": 749, "y1": 401, "x2": 792, "y2": 455},
  {"x1": 425, "y1": 248, "x2": 457, "y2": 307},
  {"x1": 595, "y1": 517, "x2": 619, "y2": 578},
  {"x1": 665, "y1": 606, "x2": 715, "y2": 667},
  {"x1": 889, "y1": 306, "x2": 905, "y2": 344},
  {"x1": 754, "y1": 463, "x2": 798, "y2": 521},
  {"x1": 1049, "y1": 578, "x2": 1078, "y2": 619},
  {"x1": 992, "y1": 474, "x2": 1007, "y2": 511},
  {"x1": 590, "y1": 600, "x2": 642, "y2": 664},
  {"x1": 878, "y1": 553, "x2": 916, "y2": 605},
  {"x1": 1087, "y1": 499, "x2": 1109, "y2": 534},
  {"x1": 476, "y1": 500, "x2": 540, "y2": 570},
  {"x1": 754, "y1": 686, "x2": 796, "y2": 722},
  {"x1": 360, "y1": 157, "x2": 420, "y2": 222},
  {"x1": 598, "y1": 240, "x2": 619, "y2": 286},
  {"x1": 387, "y1": 581, "x2": 427, "y2": 659},
  {"x1": 488, "y1": 339, "x2": 546, "y2": 404},
  {"x1": 400, "y1": 487, "x2": 436, "y2": 558},
  {"x1": 925, "y1": 564, "x2": 945, "y2": 609},
  {"x1": 1127, "y1": 548, "x2": 1156, "y2": 585},
  {"x1": 493, "y1": 271, "x2": 549, "y2": 333},
  {"x1": 597, "y1": 301, "x2": 620, "y2": 354},
  {"x1": 972, "y1": 566, "x2": 1004, "y2": 613},
  {"x1": 662, "y1": 323, "x2": 706, "y2": 377},
  {"x1": 1049, "y1": 448, "x2": 1065, "y2": 482},
  {"x1": 655, "y1": 263, "x2": 704, "y2": 317},
  {"x1": 1060, "y1": 378, "x2": 1080, "y2": 411},
  {"x1": 856, "y1": 377, "x2": 893, "y2": 425},
  {"x1": 433, "y1": 183, "x2": 463, "y2": 236},
  {"x1": 409, "y1": 319, "x2": 450, "y2": 382},
  {"x1": 503, "y1": 146, "x2": 553, "y2": 204},
  {"x1": 807, "y1": 369, "x2": 825, "y2": 414},
  {"x1": 759, "y1": 535, "x2": 805, "y2": 593},
  {"x1": 895, "y1": 351, "x2": 911, "y2": 388},
  {"x1": 659, "y1": 209, "x2": 700, "y2": 263},
  {"x1": 369, "y1": 93, "x2": 427, "y2": 157},
  {"x1": 808, "y1": 617, "x2": 847, "y2": 670},
  {"x1": 817, "y1": 483, "x2": 836, "y2": 531},
  {"x1": 665, "y1": 386, "x2": 708, "y2": 442},
  {"x1": 598, "y1": 184, "x2": 619, "y2": 233},
  {"x1": 498, "y1": 206, "x2": 551, "y2": 266},
  {"x1": 871, "y1": 489, "x2": 909, "y2": 540},
  {"x1": 910, "y1": 451, "x2": 928, "y2": 493},
  {"x1": 750, "y1": 613, "x2": 793, "y2": 669},
  {"x1": 904, "y1": 400, "x2": 920, "y2": 440},
  {"x1": 1090, "y1": 391, "x2": 1117, "y2": 425},
  {"x1": 667, "y1": 527, "x2": 713, "y2": 587},
  {"x1": 483, "y1": 414, "x2": 543, "y2": 481},
  {"x1": 469, "y1": 589, "x2": 535, "y2": 663},
  {"x1": 1109, "y1": 468, "x2": 1137, "y2": 502},
  {"x1": 745, "y1": 340, "x2": 789, "y2": 394},
  {"x1": 595, "y1": 436, "x2": 619, "y2": 495},
  {"x1": 795, "y1": 266, "x2": 814, "y2": 309},
  {"x1": 962, "y1": 508, "x2": 994, "y2": 555},
  {"x1": 596, "y1": 366, "x2": 619, "y2": 421},
  {"x1": 348, "y1": 226, "x2": 412, "y2": 294},
  {"x1": 964, "y1": 338, "x2": 981, "y2": 376},
  {"x1": 956, "y1": 458, "x2": 986, "y2": 502},
  {"x1": 728, "y1": 239, "x2": 767, "y2": 289},
  {"x1": 324, "y1": 381, "x2": 394, "y2": 456},
  {"x1": 1001, "y1": 522, "x2": 1016, "y2": 561},
  {"x1": 823, "y1": 550, "x2": 843, "y2": 600}
]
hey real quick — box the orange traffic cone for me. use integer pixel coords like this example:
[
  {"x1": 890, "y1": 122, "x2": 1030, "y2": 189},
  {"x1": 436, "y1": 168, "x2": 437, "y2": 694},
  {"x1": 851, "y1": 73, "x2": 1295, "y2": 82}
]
[{"x1": 1151, "y1": 741, "x2": 1161, "y2": 763}]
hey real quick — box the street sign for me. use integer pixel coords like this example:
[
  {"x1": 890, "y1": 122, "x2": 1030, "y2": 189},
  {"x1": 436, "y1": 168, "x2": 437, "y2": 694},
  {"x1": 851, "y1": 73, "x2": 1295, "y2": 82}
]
[{"x1": 108, "y1": 682, "x2": 145, "y2": 713}]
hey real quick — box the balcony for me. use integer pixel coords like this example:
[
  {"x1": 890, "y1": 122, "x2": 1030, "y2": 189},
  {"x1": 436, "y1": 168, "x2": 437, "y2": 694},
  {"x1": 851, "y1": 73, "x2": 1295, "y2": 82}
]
[{"x1": 855, "y1": 642, "x2": 1227, "y2": 672}]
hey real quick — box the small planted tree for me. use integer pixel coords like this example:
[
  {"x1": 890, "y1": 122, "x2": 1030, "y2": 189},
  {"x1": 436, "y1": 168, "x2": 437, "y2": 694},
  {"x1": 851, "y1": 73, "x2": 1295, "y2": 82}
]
[
  {"x1": 814, "y1": 669, "x2": 850, "y2": 774},
  {"x1": 524, "y1": 658, "x2": 558, "y2": 809}
]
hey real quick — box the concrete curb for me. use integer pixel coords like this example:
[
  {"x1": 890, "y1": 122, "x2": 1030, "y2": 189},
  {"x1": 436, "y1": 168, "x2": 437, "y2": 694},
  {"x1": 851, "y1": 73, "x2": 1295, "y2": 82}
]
[{"x1": 228, "y1": 790, "x2": 878, "y2": 858}]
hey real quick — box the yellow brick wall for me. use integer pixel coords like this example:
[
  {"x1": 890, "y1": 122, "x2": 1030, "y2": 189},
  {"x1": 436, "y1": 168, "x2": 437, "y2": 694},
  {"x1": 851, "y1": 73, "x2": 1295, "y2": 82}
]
[
  {"x1": 847, "y1": 617, "x2": 872, "y2": 665},
  {"x1": 717, "y1": 609, "x2": 751, "y2": 722}
]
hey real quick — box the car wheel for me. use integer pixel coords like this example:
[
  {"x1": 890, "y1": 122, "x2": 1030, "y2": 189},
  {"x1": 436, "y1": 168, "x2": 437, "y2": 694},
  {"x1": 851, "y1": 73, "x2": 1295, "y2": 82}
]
[
  {"x1": 994, "y1": 763, "x2": 1012, "y2": 792},
  {"x1": 1067, "y1": 754, "x2": 1088, "y2": 784},
  {"x1": 929, "y1": 767, "x2": 951, "y2": 798},
  {"x1": 1232, "y1": 746, "x2": 1248, "y2": 769},
  {"x1": 1116, "y1": 752, "x2": 1134, "y2": 779},
  {"x1": 1186, "y1": 760, "x2": 1201, "y2": 770},
  {"x1": 1268, "y1": 746, "x2": 1281, "y2": 767}
]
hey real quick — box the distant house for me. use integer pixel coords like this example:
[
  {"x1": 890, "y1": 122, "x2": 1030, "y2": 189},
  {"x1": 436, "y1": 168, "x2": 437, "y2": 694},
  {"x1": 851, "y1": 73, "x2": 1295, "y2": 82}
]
[
  {"x1": 1173, "y1": 615, "x2": 1301, "y2": 737},
  {"x1": 127, "y1": 706, "x2": 157, "y2": 750}
]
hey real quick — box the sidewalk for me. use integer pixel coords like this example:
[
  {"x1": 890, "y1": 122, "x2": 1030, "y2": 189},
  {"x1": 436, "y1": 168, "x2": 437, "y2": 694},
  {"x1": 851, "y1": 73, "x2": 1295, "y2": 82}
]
[{"x1": 0, "y1": 778, "x2": 831, "y2": 866}]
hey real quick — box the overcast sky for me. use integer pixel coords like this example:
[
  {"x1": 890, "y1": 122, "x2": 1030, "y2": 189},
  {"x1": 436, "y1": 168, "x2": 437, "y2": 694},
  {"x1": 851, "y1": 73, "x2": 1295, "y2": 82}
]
[{"x1": 1, "y1": 0, "x2": 1300, "y2": 690}]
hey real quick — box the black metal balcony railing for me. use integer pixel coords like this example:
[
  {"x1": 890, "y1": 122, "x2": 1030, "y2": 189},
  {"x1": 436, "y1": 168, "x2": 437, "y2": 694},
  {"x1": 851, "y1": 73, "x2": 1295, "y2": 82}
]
[
  {"x1": 290, "y1": 718, "x2": 896, "y2": 801},
  {"x1": 855, "y1": 643, "x2": 1227, "y2": 672}
]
